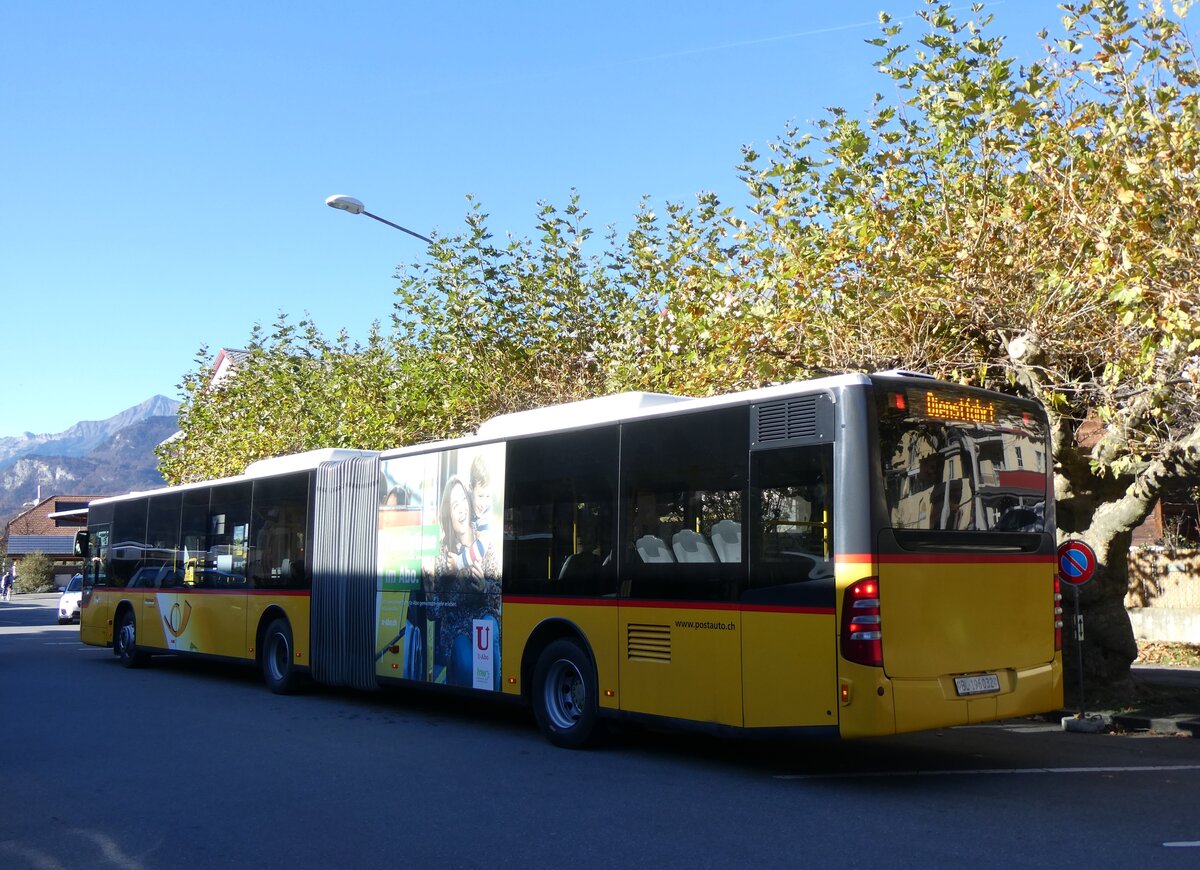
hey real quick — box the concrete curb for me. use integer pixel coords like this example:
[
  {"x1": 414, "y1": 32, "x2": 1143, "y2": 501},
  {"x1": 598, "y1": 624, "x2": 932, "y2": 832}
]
[
  {"x1": 1111, "y1": 713, "x2": 1200, "y2": 737},
  {"x1": 1052, "y1": 709, "x2": 1200, "y2": 737},
  {"x1": 1132, "y1": 664, "x2": 1200, "y2": 688}
]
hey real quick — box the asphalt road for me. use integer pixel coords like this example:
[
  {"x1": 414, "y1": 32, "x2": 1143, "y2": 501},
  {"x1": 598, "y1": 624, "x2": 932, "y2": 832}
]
[{"x1": 2, "y1": 596, "x2": 1199, "y2": 869}]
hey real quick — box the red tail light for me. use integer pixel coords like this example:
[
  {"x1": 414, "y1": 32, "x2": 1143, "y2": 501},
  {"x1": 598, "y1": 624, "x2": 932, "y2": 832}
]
[
  {"x1": 842, "y1": 577, "x2": 883, "y2": 667},
  {"x1": 1053, "y1": 576, "x2": 1063, "y2": 651}
]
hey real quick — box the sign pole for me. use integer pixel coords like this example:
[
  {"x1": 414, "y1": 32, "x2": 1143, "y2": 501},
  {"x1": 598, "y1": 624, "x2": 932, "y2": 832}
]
[
  {"x1": 1056, "y1": 539, "x2": 1098, "y2": 726},
  {"x1": 1072, "y1": 584, "x2": 1085, "y2": 717}
]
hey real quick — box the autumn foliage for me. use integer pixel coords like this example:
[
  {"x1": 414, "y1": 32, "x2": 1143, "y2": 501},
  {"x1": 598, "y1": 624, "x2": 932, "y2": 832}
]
[{"x1": 161, "y1": 1, "x2": 1200, "y2": 685}]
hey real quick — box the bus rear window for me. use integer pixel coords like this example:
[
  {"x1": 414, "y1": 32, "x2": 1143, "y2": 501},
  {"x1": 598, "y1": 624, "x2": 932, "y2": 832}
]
[{"x1": 875, "y1": 385, "x2": 1048, "y2": 532}]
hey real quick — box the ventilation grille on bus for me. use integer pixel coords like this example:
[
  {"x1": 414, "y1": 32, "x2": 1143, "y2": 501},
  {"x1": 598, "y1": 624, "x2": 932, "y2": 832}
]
[
  {"x1": 627, "y1": 623, "x2": 671, "y2": 663},
  {"x1": 756, "y1": 395, "x2": 820, "y2": 443}
]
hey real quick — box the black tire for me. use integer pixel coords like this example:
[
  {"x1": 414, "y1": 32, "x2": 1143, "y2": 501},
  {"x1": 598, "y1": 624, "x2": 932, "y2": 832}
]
[
  {"x1": 114, "y1": 608, "x2": 148, "y2": 668},
  {"x1": 531, "y1": 638, "x2": 601, "y2": 749},
  {"x1": 261, "y1": 618, "x2": 299, "y2": 694},
  {"x1": 58, "y1": 617, "x2": 68, "y2": 625}
]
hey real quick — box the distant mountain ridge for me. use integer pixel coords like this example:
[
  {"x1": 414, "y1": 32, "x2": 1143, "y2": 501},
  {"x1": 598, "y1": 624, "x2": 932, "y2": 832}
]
[
  {"x1": 0, "y1": 395, "x2": 179, "y2": 466},
  {"x1": 0, "y1": 396, "x2": 180, "y2": 521}
]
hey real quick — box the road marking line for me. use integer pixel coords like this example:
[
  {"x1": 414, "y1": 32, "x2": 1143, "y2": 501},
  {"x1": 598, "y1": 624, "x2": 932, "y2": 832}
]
[
  {"x1": 1163, "y1": 841, "x2": 1200, "y2": 848},
  {"x1": 775, "y1": 764, "x2": 1200, "y2": 780}
]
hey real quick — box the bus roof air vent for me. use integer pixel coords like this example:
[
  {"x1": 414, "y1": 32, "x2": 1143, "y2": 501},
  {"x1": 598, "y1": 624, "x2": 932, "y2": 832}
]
[{"x1": 752, "y1": 394, "x2": 833, "y2": 447}]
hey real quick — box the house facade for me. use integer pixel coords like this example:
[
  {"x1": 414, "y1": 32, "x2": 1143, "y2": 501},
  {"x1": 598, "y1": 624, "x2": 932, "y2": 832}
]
[{"x1": 5, "y1": 495, "x2": 99, "y2": 586}]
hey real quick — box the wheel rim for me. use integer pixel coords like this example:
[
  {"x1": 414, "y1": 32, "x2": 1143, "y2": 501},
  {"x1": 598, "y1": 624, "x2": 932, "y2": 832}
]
[
  {"x1": 118, "y1": 617, "x2": 135, "y2": 655},
  {"x1": 267, "y1": 631, "x2": 290, "y2": 682},
  {"x1": 542, "y1": 658, "x2": 585, "y2": 730}
]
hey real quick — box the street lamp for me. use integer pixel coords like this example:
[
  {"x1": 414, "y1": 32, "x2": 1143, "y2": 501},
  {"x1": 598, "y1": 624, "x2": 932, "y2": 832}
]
[{"x1": 324, "y1": 194, "x2": 432, "y2": 244}]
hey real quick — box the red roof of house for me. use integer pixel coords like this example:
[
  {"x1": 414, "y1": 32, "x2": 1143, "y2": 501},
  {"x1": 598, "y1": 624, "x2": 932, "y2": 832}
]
[{"x1": 6, "y1": 495, "x2": 103, "y2": 536}]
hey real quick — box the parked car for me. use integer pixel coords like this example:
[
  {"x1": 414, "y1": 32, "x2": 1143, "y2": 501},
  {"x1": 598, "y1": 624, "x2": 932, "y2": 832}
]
[{"x1": 58, "y1": 574, "x2": 83, "y2": 624}]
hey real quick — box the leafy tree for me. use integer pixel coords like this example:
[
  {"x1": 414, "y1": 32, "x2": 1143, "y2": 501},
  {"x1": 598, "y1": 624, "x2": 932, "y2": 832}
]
[
  {"x1": 15, "y1": 552, "x2": 56, "y2": 594},
  {"x1": 159, "y1": 196, "x2": 631, "y2": 482},
  {"x1": 158, "y1": 317, "x2": 417, "y2": 483},
  {"x1": 615, "y1": 0, "x2": 1200, "y2": 685},
  {"x1": 163, "y1": 1, "x2": 1199, "y2": 687},
  {"x1": 391, "y1": 194, "x2": 631, "y2": 430}
]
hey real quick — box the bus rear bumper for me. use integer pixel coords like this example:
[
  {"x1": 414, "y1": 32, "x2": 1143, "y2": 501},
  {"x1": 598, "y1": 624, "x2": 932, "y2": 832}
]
[{"x1": 890, "y1": 658, "x2": 1064, "y2": 734}]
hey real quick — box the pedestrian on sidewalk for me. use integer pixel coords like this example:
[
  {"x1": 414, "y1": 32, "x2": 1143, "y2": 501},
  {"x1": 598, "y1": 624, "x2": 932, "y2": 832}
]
[{"x1": 1, "y1": 568, "x2": 13, "y2": 601}]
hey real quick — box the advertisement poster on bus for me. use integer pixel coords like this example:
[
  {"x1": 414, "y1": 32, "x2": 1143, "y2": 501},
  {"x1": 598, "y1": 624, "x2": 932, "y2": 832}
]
[{"x1": 375, "y1": 443, "x2": 504, "y2": 690}]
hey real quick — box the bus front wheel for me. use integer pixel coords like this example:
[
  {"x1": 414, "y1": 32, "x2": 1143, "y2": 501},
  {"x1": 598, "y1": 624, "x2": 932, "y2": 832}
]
[
  {"x1": 532, "y1": 639, "x2": 600, "y2": 749},
  {"x1": 115, "y1": 609, "x2": 148, "y2": 668},
  {"x1": 261, "y1": 618, "x2": 299, "y2": 694}
]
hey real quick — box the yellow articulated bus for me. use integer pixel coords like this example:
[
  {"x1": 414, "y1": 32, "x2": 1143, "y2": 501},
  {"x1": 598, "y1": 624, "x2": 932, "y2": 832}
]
[{"x1": 78, "y1": 372, "x2": 1062, "y2": 747}]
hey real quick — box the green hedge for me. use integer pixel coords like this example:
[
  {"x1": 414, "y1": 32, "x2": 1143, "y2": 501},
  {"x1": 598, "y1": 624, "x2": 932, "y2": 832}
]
[{"x1": 13, "y1": 552, "x2": 58, "y2": 594}]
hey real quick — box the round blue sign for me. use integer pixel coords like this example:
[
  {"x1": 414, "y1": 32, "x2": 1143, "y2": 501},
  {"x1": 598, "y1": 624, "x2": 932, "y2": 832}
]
[{"x1": 1057, "y1": 540, "x2": 1097, "y2": 587}]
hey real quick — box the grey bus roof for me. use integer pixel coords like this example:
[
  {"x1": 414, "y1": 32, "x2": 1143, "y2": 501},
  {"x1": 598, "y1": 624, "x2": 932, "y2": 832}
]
[
  {"x1": 89, "y1": 447, "x2": 379, "y2": 507},
  {"x1": 91, "y1": 375, "x2": 881, "y2": 507},
  {"x1": 379, "y1": 374, "x2": 871, "y2": 459},
  {"x1": 242, "y1": 448, "x2": 378, "y2": 477},
  {"x1": 475, "y1": 391, "x2": 689, "y2": 439}
]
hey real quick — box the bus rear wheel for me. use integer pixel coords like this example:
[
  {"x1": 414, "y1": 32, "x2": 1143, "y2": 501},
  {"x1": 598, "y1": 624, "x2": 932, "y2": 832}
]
[
  {"x1": 532, "y1": 639, "x2": 600, "y2": 749},
  {"x1": 115, "y1": 609, "x2": 148, "y2": 668},
  {"x1": 261, "y1": 618, "x2": 299, "y2": 694}
]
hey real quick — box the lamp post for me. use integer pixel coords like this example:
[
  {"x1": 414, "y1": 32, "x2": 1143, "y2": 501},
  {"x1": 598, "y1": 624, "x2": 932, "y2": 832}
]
[{"x1": 324, "y1": 195, "x2": 432, "y2": 244}]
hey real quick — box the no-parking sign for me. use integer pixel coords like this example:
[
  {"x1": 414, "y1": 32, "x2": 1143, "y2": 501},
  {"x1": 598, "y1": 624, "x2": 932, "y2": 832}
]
[{"x1": 1057, "y1": 540, "x2": 1097, "y2": 587}]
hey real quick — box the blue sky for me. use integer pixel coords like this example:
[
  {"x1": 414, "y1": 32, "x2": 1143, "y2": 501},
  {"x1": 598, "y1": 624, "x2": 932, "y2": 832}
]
[{"x1": 1, "y1": 1, "x2": 1056, "y2": 437}]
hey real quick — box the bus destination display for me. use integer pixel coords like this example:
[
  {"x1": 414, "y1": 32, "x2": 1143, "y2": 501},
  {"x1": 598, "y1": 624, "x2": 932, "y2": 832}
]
[{"x1": 908, "y1": 390, "x2": 998, "y2": 424}]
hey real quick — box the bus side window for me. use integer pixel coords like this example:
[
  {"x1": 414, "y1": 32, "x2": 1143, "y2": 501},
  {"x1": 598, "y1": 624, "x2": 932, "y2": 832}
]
[
  {"x1": 146, "y1": 493, "x2": 183, "y2": 589},
  {"x1": 110, "y1": 500, "x2": 148, "y2": 588},
  {"x1": 503, "y1": 426, "x2": 618, "y2": 597},
  {"x1": 181, "y1": 487, "x2": 210, "y2": 588},
  {"x1": 749, "y1": 445, "x2": 834, "y2": 588},
  {"x1": 85, "y1": 527, "x2": 111, "y2": 588},
  {"x1": 620, "y1": 407, "x2": 748, "y2": 602},
  {"x1": 208, "y1": 482, "x2": 251, "y2": 588},
  {"x1": 251, "y1": 472, "x2": 311, "y2": 590}
]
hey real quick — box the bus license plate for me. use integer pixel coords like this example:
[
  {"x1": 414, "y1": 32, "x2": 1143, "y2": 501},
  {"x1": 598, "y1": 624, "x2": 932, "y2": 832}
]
[{"x1": 954, "y1": 674, "x2": 1000, "y2": 696}]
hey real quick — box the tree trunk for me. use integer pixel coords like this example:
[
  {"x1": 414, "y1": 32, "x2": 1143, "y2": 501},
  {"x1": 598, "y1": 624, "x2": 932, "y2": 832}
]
[
  {"x1": 1059, "y1": 421, "x2": 1200, "y2": 690},
  {"x1": 1060, "y1": 519, "x2": 1138, "y2": 693}
]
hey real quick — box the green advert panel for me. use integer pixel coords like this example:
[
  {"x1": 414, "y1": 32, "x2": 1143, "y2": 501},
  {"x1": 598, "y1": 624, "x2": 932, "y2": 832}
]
[{"x1": 375, "y1": 443, "x2": 505, "y2": 690}]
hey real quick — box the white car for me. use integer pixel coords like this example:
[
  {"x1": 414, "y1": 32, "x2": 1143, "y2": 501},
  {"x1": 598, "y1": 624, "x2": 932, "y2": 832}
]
[{"x1": 58, "y1": 574, "x2": 83, "y2": 625}]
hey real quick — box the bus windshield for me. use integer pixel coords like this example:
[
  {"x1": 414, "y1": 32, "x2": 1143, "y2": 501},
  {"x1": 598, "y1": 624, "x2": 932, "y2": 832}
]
[{"x1": 875, "y1": 383, "x2": 1048, "y2": 532}]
